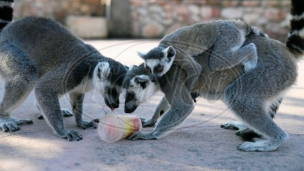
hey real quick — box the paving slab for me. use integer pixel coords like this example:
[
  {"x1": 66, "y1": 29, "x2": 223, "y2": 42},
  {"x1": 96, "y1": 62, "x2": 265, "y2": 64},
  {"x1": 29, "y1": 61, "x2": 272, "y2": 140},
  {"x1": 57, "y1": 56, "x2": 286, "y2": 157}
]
[{"x1": 0, "y1": 40, "x2": 303, "y2": 171}]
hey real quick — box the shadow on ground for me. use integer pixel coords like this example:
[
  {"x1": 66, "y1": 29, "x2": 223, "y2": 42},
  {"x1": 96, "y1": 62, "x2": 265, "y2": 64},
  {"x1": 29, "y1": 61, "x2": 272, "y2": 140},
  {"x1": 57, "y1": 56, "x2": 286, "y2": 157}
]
[{"x1": 0, "y1": 40, "x2": 303, "y2": 171}]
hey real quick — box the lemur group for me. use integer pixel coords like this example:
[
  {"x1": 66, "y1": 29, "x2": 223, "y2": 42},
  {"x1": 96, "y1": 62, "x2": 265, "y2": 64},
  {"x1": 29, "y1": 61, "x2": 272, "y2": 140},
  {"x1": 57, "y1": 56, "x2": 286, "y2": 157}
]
[{"x1": 0, "y1": 0, "x2": 303, "y2": 151}]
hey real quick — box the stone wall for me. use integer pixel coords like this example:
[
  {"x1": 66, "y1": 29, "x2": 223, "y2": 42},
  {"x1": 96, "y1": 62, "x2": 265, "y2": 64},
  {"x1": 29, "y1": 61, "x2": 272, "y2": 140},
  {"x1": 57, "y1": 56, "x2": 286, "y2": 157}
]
[
  {"x1": 130, "y1": 0, "x2": 291, "y2": 42},
  {"x1": 12, "y1": 0, "x2": 292, "y2": 41},
  {"x1": 13, "y1": 0, "x2": 105, "y2": 24}
]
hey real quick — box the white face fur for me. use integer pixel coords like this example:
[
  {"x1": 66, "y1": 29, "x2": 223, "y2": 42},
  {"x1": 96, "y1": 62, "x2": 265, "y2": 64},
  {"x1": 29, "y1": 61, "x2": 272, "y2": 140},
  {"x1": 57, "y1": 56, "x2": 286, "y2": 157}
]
[
  {"x1": 92, "y1": 62, "x2": 111, "y2": 96},
  {"x1": 139, "y1": 46, "x2": 176, "y2": 79},
  {"x1": 123, "y1": 65, "x2": 162, "y2": 113},
  {"x1": 126, "y1": 75, "x2": 158, "y2": 103},
  {"x1": 92, "y1": 62, "x2": 122, "y2": 109}
]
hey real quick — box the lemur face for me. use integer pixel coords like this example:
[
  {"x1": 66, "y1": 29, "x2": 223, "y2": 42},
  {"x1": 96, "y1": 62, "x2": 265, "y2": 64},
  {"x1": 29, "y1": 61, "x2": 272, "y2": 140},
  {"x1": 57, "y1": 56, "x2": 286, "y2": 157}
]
[
  {"x1": 122, "y1": 65, "x2": 159, "y2": 113},
  {"x1": 93, "y1": 62, "x2": 125, "y2": 110},
  {"x1": 145, "y1": 59, "x2": 166, "y2": 82},
  {"x1": 103, "y1": 85, "x2": 121, "y2": 110},
  {"x1": 138, "y1": 46, "x2": 176, "y2": 83}
]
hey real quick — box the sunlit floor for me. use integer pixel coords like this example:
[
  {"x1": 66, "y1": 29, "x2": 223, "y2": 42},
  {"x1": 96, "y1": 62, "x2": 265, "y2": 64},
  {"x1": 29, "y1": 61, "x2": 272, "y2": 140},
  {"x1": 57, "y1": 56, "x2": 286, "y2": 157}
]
[{"x1": 0, "y1": 40, "x2": 303, "y2": 171}]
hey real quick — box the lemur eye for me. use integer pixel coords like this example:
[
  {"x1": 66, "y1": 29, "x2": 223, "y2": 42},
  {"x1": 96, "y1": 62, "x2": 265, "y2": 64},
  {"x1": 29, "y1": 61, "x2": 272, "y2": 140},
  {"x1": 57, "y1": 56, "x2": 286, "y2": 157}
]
[
  {"x1": 157, "y1": 67, "x2": 163, "y2": 72},
  {"x1": 146, "y1": 67, "x2": 150, "y2": 73}
]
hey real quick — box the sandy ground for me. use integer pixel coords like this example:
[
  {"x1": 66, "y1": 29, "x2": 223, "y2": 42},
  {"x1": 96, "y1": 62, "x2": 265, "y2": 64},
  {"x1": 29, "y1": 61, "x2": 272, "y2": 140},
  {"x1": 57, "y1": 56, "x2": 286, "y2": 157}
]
[{"x1": 0, "y1": 40, "x2": 303, "y2": 171}]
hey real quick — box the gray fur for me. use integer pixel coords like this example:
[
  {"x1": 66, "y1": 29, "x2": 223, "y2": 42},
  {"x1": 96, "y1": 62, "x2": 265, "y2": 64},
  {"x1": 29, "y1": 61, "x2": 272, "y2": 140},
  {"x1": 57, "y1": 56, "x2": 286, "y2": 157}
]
[
  {"x1": 139, "y1": 20, "x2": 259, "y2": 91},
  {"x1": 0, "y1": 17, "x2": 127, "y2": 140},
  {"x1": 124, "y1": 17, "x2": 303, "y2": 151},
  {"x1": 140, "y1": 96, "x2": 170, "y2": 127},
  {"x1": 123, "y1": 64, "x2": 159, "y2": 113},
  {"x1": 123, "y1": 0, "x2": 304, "y2": 152},
  {"x1": 0, "y1": 1, "x2": 13, "y2": 7},
  {"x1": 220, "y1": 97, "x2": 283, "y2": 140},
  {"x1": 35, "y1": 100, "x2": 73, "y2": 120},
  {"x1": 221, "y1": 121, "x2": 262, "y2": 141}
]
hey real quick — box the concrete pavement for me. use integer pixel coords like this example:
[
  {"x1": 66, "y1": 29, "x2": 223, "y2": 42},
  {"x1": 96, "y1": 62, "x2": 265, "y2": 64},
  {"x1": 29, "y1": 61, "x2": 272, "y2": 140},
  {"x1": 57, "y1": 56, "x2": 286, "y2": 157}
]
[{"x1": 0, "y1": 40, "x2": 303, "y2": 171}]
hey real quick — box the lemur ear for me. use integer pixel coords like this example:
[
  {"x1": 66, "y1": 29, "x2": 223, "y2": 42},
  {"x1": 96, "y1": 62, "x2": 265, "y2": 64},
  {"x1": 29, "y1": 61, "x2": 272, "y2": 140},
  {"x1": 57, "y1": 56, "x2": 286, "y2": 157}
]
[
  {"x1": 96, "y1": 62, "x2": 111, "y2": 80},
  {"x1": 137, "y1": 51, "x2": 147, "y2": 59},
  {"x1": 134, "y1": 75, "x2": 149, "y2": 89},
  {"x1": 163, "y1": 46, "x2": 176, "y2": 59}
]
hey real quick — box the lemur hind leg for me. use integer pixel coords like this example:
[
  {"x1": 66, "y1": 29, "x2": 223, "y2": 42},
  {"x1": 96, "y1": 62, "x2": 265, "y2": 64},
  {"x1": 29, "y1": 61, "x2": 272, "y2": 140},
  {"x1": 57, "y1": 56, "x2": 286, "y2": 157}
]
[
  {"x1": 239, "y1": 98, "x2": 283, "y2": 141},
  {"x1": 225, "y1": 97, "x2": 287, "y2": 151},
  {"x1": 209, "y1": 25, "x2": 258, "y2": 72},
  {"x1": 0, "y1": 46, "x2": 37, "y2": 132},
  {"x1": 221, "y1": 98, "x2": 283, "y2": 141},
  {"x1": 224, "y1": 73, "x2": 288, "y2": 151}
]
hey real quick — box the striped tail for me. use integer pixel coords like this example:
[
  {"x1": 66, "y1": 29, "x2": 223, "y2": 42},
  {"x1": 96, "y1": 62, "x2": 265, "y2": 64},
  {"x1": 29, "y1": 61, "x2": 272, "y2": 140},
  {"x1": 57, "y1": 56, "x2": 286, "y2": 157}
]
[
  {"x1": 0, "y1": 0, "x2": 14, "y2": 31},
  {"x1": 286, "y1": 0, "x2": 304, "y2": 58}
]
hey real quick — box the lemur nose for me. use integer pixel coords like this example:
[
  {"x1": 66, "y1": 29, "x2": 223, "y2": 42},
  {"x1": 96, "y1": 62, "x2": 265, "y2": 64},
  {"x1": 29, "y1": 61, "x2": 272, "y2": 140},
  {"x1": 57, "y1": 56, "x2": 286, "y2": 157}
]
[{"x1": 150, "y1": 75, "x2": 156, "y2": 82}]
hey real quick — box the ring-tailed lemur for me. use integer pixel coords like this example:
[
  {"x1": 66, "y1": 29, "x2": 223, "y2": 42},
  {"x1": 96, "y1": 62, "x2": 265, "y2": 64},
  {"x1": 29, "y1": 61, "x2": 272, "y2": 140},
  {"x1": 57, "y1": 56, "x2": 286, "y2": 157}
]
[
  {"x1": 123, "y1": 0, "x2": 304, "y2": 151},
  {"x1": 0, "y1": 0, "x2": 128, "y2": 141},
  {"x1": 137, "y1": 19, "x2": 259, "y2": 92},
  {"x1": 123, "y1": 63, "x2": 282, "y2": 139}
]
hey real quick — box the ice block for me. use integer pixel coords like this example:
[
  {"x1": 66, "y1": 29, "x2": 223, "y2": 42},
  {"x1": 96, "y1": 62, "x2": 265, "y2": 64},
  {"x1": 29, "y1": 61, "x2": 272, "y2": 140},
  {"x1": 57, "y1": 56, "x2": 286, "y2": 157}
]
[{"x1": 98, "y1": 114, "x2": 142, "y2": 143}]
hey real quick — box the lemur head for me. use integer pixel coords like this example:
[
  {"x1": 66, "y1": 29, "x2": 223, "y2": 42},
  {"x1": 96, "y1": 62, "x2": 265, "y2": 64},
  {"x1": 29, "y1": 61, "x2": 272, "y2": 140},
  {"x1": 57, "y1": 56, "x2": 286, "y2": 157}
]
[
  {"x1": 137, "y1": 46, "x2": 176, "y2": 82},
  {"x1": 93, "y1": 61, "x2": 128, "y2": 110},
  {"x1": 122, "y1": 64, "x2": 159, "y2": 113}
]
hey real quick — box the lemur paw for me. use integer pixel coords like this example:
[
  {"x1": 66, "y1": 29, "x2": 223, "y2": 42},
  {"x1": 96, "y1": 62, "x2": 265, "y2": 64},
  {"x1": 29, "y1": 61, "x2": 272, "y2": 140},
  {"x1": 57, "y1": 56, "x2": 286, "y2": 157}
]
[
  {"x1": 220, "y1": 121, "x2": 247, "y2": 131},
  {"x1": 221, "y1": 121, "x2": 261, "y2": 141},
  {"x1": 237, "y1": 139, "x2": 281, "y2": 152},
  {"x1": 236, "y1": 128, "x2": 259, "y2": 137},
  {"x1": 242, "y1": 43, "x2": 258, "y2": 72},
  {"x1": 61, "y1": 109, "x2": 73, "y2": 117},
  {"x1": 0, "y1": 117, "x2": 33, "y2": 132},
  {"x1": 140, "y1": 118, "x2": 156, "y2": 127},
  {"x1": 126, "y1": 132, "x2": 157, "y2": 141},
  {"x1": 56, "y1": 129, "x2": 83, "y2": 141},
  {"x1": 37, "y1": 114, "x2": 44, "y2": 120},
  {"x1": 77, "y1": 119, "x2": 98, "y2": 129}
]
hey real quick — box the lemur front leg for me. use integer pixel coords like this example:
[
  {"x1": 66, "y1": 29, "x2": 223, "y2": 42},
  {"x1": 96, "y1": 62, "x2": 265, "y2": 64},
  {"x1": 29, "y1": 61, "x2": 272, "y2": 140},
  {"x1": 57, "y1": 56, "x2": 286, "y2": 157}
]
[
  {"x1": 35, "y1": 86, "x2": 83, "y2": 141},
  {"x1": 127, "y1": 82, "x2": 194, "y2": 140},
  {"x1": 142, "y1": 93, "x2": 198, "y2": 127},
  {"x1": 174, "y1": 51, "x2": 202, "y2": 91},
  {"x1": 36, "y1": 100, "x2": 73, "y2": 120},
  {"x1": 69, "y1": 92, "x2": 98, "y2": 129},
  {"x1": 141, "y1": 96, "x2": 170, "y2": 127}
]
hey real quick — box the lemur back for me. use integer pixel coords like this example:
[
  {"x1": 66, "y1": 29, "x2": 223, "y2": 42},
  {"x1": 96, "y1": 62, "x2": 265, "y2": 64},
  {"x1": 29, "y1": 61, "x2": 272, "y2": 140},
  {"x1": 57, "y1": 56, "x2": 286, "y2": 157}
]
[
  {"x1": 0, "y1": 0, "x2": 128, "y2": 141},
  {"x1": 138, "y1": 19, "x2": 259, "y2": 91},
  {"x1": 1, "y1": 17, "x2": 88, "y2": 75}
]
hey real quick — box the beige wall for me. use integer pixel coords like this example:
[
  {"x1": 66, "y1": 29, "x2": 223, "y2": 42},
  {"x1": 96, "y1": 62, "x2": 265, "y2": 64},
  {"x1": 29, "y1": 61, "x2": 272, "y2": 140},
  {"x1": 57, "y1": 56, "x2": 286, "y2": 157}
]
[
  {"x1": 130, "y1": 0, "x2": 291, "y2": 42},
  {"x1": 13, "y1": 0, "x2": 291, "y2": 41},
  {"x1": 13, "y1": 0, "x2": 105, "y2": 24}
]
